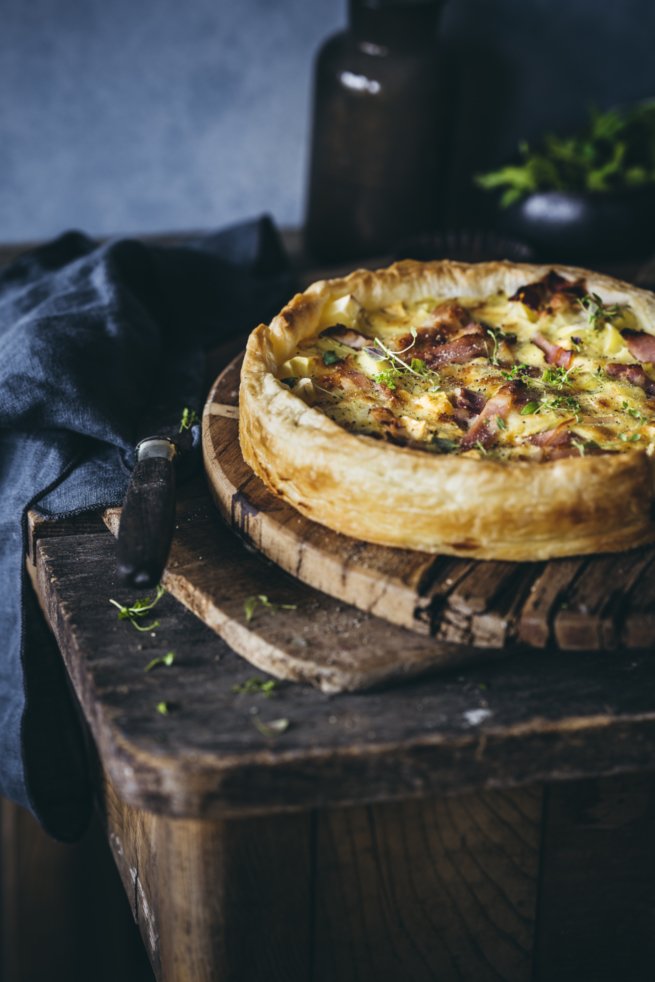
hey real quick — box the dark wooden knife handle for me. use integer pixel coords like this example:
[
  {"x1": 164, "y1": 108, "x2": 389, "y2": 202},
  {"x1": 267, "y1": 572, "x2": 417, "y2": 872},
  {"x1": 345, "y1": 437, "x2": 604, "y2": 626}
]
[{"x1": 117, "y1": 452, "x2": 176, "y2": 589}]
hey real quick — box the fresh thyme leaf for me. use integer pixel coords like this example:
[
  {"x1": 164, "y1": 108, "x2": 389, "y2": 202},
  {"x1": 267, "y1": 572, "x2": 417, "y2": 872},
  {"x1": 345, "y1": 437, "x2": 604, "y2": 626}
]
[
  {"x1": 501, "y1": 363, "x2": 530, "y2": 381},
  {"x1": 243, "y1": 594, "x2": 297, "y2": 623},
  {"x1": 373, "y1": 369, "x2": 398, "y2": 390},
  {"x1": 579, "y1": 293, "x2": 626, "y2": 328},
  {"x1": 109, "y1": 584, "x2": 165, "y2": 633},
  {"x1": 372, "y1": 336, "x2": 440, "y2": 390},
  {"x1": 233, "y1": 676, "x2": 279, "y2": 697},
  {"x1": 622, "y1": 400, "x2": 646, "y2": 424},
  {"x1": 496, "y1": 416, "x2": 507, "y2": 430},
  {"x1": 144, "y1": 651, "x2": 175, "y2": 673},
  {"x1": 322, "y1": 350, "x2": 341, "y2": 366},
  {"x1": 619, "y1": 431, "x2": 642, "y2": 442},
  {"x1": 542, "y1": 366, "x2": 573, "y2": 389},
  {"x1": 540, "y1": 394, "x2": 582, "y2": 419},
  {"x1": 473, "y1": 441, "x2": 488, "y2": 455},
  {"x1": 521, "y1": 401, "x2": 540, "y2": 415},
  {"x1": 253, "y1": 717, "x2": 289, "y2": 737},
  {"x1": 156, "y1": 701, "x2": 170, "y2": 715},
  {"x1": 179, "y1": 406, "x2": 199, "y2": 433}
]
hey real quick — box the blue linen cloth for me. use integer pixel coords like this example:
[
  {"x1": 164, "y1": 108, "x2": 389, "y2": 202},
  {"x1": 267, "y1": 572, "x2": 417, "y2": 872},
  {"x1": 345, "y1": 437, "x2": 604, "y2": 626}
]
[{"x1": 0, "y1": 217, "x2": 294, "y2": 840}]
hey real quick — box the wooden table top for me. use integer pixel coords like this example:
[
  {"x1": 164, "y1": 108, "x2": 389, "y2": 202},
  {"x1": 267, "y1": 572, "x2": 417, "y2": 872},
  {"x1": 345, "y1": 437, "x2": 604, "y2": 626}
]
[{"x1": 10, "y1": 233, "x2": 655, "y2": 822}]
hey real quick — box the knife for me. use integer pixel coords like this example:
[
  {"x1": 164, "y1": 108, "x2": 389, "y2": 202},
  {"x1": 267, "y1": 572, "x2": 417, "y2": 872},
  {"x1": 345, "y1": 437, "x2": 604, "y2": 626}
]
[{"x1": 116, "y1": 416, "x2": 200, "y2": 589}]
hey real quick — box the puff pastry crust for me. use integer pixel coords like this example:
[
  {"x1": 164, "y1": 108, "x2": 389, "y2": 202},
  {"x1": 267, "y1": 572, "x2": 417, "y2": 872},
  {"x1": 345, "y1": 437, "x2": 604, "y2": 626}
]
[{"x1": 239, "y1": 260, "x2": 655, "y2": 560}]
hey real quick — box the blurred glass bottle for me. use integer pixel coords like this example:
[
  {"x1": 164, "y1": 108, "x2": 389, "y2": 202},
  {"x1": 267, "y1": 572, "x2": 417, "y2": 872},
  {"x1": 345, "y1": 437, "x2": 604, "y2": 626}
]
[{"x1": 305, "y1": 0, "x2": 448, "y2": 262}]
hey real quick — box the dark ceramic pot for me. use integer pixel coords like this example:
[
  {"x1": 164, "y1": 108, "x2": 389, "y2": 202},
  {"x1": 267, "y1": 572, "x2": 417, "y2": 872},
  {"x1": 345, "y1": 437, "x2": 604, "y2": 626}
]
[{"x1": 498, "y1": 188, "x2": 655, "y2": 263}]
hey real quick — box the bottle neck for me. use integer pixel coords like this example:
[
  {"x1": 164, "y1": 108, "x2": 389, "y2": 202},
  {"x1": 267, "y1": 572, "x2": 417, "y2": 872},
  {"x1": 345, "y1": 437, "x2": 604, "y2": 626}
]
[{"x1": 348, "y1": 0, "x2": 442, "y2": 47}]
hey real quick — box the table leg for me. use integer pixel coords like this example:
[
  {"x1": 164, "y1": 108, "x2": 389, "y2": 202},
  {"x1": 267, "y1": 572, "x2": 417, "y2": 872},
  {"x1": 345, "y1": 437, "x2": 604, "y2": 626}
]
[{"x1": 102, "y1": 773, "x2": 655, "y2": 982}]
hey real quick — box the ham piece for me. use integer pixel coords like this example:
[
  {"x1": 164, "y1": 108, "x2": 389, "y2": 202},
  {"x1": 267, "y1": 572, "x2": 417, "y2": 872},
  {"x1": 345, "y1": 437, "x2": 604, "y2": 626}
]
[
  {"x1": 531, "y1": 332, "x2": 574, "y2": 369},
  {"x1": 320, "y1": 325, "x2": 369, "y2": 349},
  {"x1": 421, "y1": 333, "x2": 489, "y2": 369},
  {"x1": 622, "y1": 330, "x2": 655, "y2": 364},
  {"x1": 460, "y1": 382, "x2": 524, "y2": 450},
  {"x1": 605, "y1": 361, "x2": 655, "y2": 395}
]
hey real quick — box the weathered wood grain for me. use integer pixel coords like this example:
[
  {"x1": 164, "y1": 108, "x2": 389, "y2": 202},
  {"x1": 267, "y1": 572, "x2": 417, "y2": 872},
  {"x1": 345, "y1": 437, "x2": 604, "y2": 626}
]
[
  {"x1": 534, "y1": 774, "x2": 655, "y2": 981},
  {"x1": 621, "y1": 557, "x2": 655, "y2": 649},
  {"x1": 203, "y1": 355, "x2": 655, "y2": 655},
  {"x1": 103, "y1": 490, "x2": 485, "y2": 694},
  {"x1": 314, "y1": 787, "x2": 542, "y2": 982},
  {"x1": 517, "y1": 558, "x2": 586, "y2": 648},
  {"x1": 30, "y1": 504, "x2": 655, "y2": 820},
  {"x1": 553, "y1": 549, "x2": 655, "y2": 650},
  {"x1": 102, "y1": 777, "x2": 312, "y2": 982}
]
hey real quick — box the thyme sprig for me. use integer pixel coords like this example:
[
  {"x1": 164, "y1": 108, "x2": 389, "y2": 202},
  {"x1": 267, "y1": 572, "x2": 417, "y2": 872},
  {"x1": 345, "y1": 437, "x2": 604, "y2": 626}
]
[
  {"x1": 109, "y1": 584, "x2": 165, "y2": 632},
  {"x1": 372, "y1": 332, "x2": 440, "y2": 391},
  {"x1": 542, "y1": 365, "x2": 574, "y2": 389},
  {"x1": 578, "y1": 293, "x2": 627, "y2": 329},
  {"x1": 500, "y1": 363, "x2": 531, "y2": 381}
]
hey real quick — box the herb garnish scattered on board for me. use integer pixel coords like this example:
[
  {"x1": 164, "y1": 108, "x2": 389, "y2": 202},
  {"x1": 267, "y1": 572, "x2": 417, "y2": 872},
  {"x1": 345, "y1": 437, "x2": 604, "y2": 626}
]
[
  {"x1": 233, "y1": 676, "x2": 279, "y2": 697},
  {"x1": 243, "y1": 594, "x2": 297, "y2": 623},
  {"x1": 144, "y1": 651, "x2": 175, "y2": 672},
  {"x1": 476, "y1": 101, "x2": 655, "y2": 206},
  {"x1": 109, "y1": 584, "x2": 165, "y2": 632},
  {"x1": 253, "y1": 717, "x2": 289, "y2": 737}
]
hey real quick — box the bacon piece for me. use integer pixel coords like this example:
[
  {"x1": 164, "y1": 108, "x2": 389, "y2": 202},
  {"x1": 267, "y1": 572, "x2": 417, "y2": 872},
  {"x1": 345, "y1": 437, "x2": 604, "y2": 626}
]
[
  {"x1": 460, "y1": 382, "x2": 524, "y2": 450},
  {"x1": 605, "y1": 361, "x2": 655, "y2": 395},
  {"x1": 449, "y1": 387, "x2": 486, "y2": 415},
  {"x1": 421, "y1": 333, "x2": 489, "y2": 369},
  {"x1": 529, "y1": 420, "x2": 574, "y2": 448},
  {"x1": 448, "y1": 386, "x2": 487, "y2": 430},
  {"x1": 531, "y1": 331, "x2": 574, "y2": 369},
  {"x1": 623, "y1": 330, "x2": 655, "y2": 364},
  {"x1": 510, "y1": 270, "x2": 586, "y2": 311},
  {"x1": 321, "y1": 363, "x2": 398, "y2": 403},
  {"x1": 320, "y1": 324, "x2": 369, "y2": 349}
]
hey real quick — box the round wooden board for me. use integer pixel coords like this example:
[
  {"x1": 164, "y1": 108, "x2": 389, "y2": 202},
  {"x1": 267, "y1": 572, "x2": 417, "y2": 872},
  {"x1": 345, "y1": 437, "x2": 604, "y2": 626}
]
[{"x1": 202, "y1": 355, "x2": 655, "y2": 654}]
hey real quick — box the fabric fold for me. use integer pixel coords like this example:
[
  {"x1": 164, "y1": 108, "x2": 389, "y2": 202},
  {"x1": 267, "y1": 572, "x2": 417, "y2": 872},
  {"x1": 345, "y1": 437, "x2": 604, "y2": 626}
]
[{"x1": 0, "y1": 217, "x2": 295, "y2": 839}]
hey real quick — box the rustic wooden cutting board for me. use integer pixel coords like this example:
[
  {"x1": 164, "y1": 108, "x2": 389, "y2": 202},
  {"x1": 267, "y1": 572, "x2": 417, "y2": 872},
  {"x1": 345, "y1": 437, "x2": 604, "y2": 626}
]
[{"x1": 204, "y1": 355, "x2": 655, "y2": 656}]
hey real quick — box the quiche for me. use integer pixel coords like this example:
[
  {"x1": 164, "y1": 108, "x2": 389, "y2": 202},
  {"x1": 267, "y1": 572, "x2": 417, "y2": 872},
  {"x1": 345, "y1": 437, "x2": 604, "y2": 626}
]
[{"x1": 238, "y1": 261, "x2": 655, "y2": 560}]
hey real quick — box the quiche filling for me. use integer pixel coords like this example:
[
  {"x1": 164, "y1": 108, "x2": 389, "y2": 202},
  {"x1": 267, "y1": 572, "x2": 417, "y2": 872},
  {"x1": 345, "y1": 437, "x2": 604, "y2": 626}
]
[{"x1": 276, "y1": 270, "x2": 655, "y2": 462}]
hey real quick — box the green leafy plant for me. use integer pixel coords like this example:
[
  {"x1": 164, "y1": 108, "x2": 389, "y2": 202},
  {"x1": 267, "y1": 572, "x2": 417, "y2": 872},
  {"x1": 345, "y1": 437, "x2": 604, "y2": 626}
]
[
  {"x1": 476, "y1": 101, "x2": 655, "y2": 206},
  {"x1": 179, "y1": 406, "x2": 199, "y2": 432}
]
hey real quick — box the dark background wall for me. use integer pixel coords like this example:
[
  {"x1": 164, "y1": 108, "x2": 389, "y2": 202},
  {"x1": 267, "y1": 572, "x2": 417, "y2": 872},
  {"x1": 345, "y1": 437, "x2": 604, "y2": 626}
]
[{"x1": 1, "y1": 0, "x2": 654, "y2": 241}]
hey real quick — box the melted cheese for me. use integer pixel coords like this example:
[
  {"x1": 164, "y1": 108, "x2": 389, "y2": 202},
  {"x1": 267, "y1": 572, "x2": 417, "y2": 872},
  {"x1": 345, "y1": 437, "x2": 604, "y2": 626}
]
[{"x1": 276, "y1": 285, "x2": 655, "y2": 462}]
